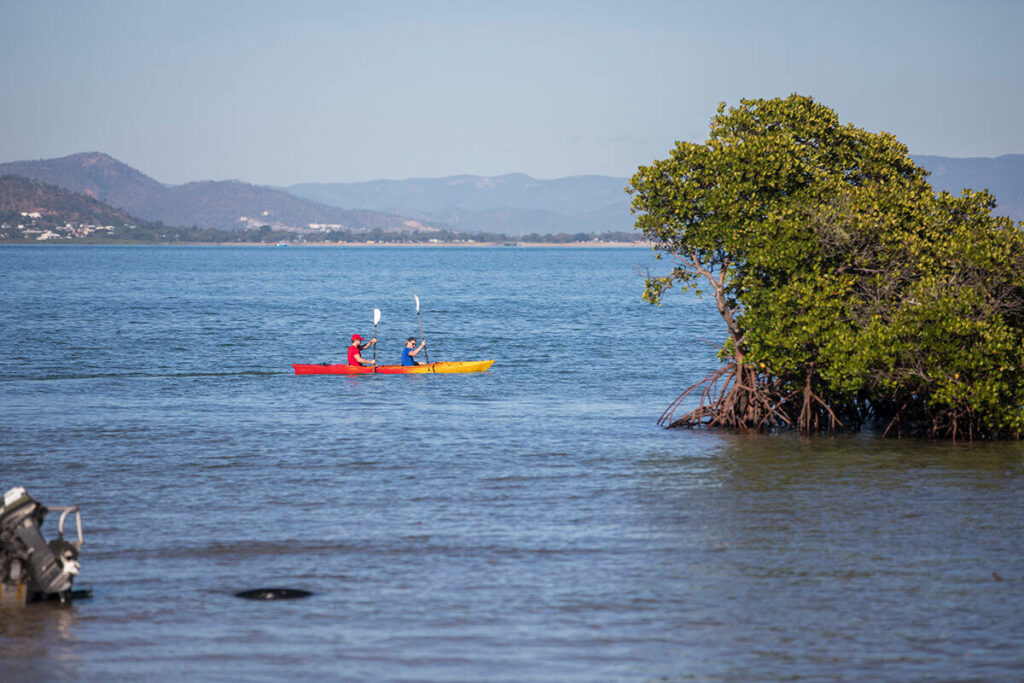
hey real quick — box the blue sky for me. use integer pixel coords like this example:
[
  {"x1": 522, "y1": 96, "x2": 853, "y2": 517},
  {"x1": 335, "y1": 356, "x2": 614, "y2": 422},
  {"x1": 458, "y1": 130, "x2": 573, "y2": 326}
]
[{"x1": 2, "y1": 0, "x2": 1021, "y2": 185}]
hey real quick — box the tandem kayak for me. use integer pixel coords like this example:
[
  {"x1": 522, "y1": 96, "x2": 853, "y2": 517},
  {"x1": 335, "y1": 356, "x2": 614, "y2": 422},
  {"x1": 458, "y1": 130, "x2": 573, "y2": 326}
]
[{"x1": 292, "y1": 360, "x2": 494, "y2": 375}]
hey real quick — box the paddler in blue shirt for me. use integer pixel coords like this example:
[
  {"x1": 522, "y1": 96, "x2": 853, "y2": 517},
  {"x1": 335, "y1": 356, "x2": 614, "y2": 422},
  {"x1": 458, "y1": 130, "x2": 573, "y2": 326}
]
[{"x1": 401, "y1": 337, "x2": 426, "y2": 366}]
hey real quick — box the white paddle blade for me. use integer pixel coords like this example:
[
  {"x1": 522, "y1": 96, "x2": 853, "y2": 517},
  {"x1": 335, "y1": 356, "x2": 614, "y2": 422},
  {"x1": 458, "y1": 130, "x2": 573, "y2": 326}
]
[
  {"x1": 373, "y1": 308, "x2": 381, "y2": 325},
  {"x1": 414, "y1": 294, "x2": 420, "y2": 313}
]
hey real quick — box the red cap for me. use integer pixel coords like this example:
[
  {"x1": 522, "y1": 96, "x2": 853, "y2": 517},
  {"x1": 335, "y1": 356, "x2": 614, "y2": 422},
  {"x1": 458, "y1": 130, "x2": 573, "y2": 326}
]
[{"x1": 351, "y1": 334, "x2": 364, "y2": 341}]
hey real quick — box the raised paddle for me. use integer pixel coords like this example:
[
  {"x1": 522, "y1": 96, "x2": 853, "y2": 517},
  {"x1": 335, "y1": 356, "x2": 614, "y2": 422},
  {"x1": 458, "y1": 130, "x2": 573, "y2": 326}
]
[
  {"x1": 414, "y1": 295, "x2": 430, "y2": 365},
  {"x1": 373, "y1": 308, "x2": 381, "y2": 371}
]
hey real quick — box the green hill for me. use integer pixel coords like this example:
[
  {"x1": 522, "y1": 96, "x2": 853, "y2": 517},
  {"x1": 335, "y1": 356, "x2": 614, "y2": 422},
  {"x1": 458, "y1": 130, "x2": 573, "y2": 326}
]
[{"x1": 0, "y1": 174, "x2": 141, "y2": 227}]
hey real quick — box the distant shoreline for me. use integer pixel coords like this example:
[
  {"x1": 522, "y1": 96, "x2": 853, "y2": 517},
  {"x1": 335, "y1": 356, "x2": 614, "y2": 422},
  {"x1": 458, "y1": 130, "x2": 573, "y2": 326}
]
[
  {"x1": 1, "y1": 240, "x2": 651, "y2": 248},
  {"x1": 287, "y1": 241, "x2": 650, "y2": 248}
]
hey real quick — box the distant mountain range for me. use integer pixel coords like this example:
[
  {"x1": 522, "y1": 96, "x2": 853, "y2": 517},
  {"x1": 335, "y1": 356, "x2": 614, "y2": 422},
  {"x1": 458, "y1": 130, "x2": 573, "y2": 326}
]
[
  {"x1": 0, "y1": 153, "x2": 434, "y2": 232},
  {"x1": 290, "y1": 156, "x2": 1024, "y2": 234},
  {"x1": 912, "y1": 155, "x2": 1024, "y2": 221},
  {"x1": 288, "y1": 174, "x2": 633, "y2": 236},
  {"x1": 0, "y1": 152, "x2": 1020, "y2": 236}
]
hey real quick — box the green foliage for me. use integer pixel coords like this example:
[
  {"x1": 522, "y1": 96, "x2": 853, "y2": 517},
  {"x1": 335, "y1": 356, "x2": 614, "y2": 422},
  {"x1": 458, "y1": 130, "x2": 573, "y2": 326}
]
[{"x1": 630, "y1": 94, "x2": 1024, "y2": 439}]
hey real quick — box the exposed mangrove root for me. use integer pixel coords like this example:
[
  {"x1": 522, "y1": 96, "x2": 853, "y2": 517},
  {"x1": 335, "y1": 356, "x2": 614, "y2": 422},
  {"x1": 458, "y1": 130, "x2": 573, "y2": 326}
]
[
  {"x1": 659, "y1": 361, "x2": 845, "y2": 436},
  {"x1": 877, "y1": 399, "x2": 1016, "y2": 441}
]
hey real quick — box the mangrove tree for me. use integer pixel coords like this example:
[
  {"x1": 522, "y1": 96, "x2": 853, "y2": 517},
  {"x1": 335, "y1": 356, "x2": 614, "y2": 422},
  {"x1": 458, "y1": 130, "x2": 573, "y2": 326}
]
[{"x1": 629, "y1": 95, "x2": 1024, "y2": 439}]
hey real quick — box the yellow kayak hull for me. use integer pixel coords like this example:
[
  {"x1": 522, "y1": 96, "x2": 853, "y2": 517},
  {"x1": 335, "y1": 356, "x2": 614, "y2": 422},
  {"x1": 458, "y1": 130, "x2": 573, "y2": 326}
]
[{"x1": 395, "y1": 360, "x2": 495, "y2": 374}]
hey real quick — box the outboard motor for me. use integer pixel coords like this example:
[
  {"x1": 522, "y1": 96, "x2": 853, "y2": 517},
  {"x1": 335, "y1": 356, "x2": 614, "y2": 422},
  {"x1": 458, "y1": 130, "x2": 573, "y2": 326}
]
[{"x1": 0, "y1": 486, "x2": 84, "y2": 605}]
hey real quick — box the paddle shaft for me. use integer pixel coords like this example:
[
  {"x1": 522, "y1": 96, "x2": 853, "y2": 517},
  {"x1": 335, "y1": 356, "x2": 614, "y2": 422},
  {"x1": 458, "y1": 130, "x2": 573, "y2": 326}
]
[
  {"x1": 417, "y1": 311, "x2": 430, "y2": 364},
  {"x1": 371, "y1": 308, "x2": 381, "y2": 372}
]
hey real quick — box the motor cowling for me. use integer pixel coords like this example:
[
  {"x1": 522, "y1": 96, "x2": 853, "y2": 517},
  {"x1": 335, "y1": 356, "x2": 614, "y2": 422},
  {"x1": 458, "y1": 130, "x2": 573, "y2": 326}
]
[{"x1": 0, "y1": 487, "x2": 81, "y2": 601}]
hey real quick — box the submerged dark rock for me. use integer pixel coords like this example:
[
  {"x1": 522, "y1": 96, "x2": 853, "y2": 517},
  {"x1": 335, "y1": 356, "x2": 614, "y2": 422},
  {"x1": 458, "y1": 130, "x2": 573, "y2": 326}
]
[{"x1": 234, "y1": 588, "x2": 313, "y2": 600}]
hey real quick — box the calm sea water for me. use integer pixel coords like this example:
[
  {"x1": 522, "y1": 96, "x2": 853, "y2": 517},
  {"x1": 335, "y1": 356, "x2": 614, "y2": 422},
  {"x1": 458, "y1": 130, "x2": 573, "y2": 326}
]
[{"x1": 1, "y1": 245, "x2": 1022, "y2": 681}]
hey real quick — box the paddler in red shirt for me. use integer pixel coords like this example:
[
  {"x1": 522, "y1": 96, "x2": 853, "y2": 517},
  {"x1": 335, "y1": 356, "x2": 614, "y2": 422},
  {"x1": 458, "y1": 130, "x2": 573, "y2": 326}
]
[{"x1": 347, "y1": 333, "x2": 377, "y2": 366}]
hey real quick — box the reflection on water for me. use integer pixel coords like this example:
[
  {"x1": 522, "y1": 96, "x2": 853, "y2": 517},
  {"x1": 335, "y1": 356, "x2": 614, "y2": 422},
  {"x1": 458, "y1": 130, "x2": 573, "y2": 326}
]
[
  {"x1": 0, "y1": 604, "x2": 81, "y2": 678},
  {"x1": 630, "y1": 434, "x2": 1023, "y2": 679}
]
